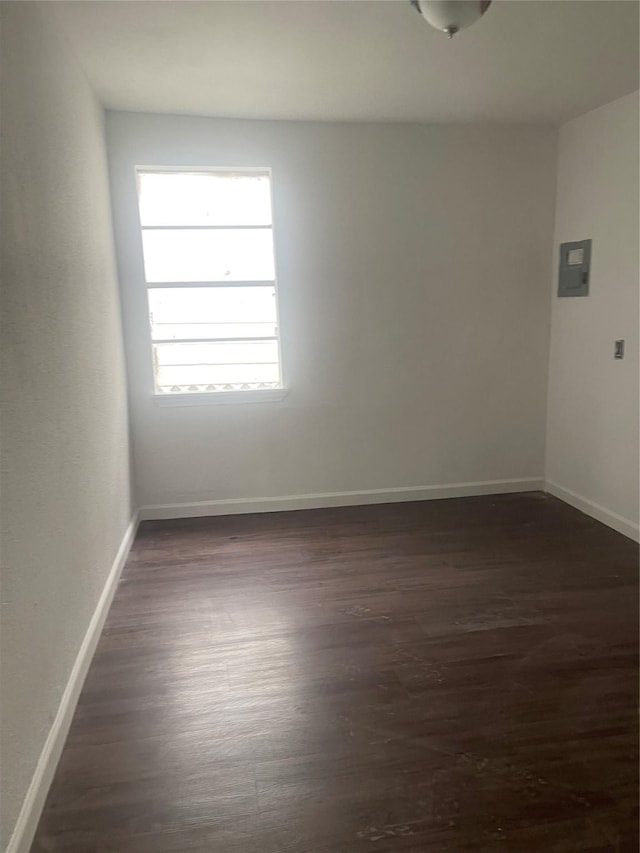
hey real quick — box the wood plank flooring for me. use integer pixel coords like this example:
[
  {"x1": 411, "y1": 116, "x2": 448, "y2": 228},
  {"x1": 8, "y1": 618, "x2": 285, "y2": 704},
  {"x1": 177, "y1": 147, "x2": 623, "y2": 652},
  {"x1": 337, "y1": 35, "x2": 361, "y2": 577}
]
[{"x1": 31, "y1": 493, "x2": 639, "y2": 852}]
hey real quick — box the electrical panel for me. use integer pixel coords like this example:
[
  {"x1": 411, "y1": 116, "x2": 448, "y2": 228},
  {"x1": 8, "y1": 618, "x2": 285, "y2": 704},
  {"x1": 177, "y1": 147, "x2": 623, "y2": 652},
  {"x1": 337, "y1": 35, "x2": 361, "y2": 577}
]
[{"x1": 558, "y1": 239, "x2": 591, "y2": 297}]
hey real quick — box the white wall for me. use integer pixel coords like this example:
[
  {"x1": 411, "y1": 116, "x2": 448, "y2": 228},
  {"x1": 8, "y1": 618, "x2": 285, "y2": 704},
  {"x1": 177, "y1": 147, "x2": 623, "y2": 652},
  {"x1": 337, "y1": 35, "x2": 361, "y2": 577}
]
[
  {"x1": 0, "y1": 4, "x2": 132, "y2": 848},
  {"x1": 107, "y1": 113, "x2": 557, "y2": 512},
  {"x1": 546, "y1": 92, "x2": 639, "y2": 540}
]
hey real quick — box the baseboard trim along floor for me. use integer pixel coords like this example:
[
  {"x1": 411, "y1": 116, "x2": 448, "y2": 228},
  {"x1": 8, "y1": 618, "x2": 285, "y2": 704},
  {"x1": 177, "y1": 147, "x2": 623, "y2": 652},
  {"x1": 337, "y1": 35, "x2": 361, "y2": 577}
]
[
  {"x1": 29, "y1": 494, "x2": 639, "y2": 851},
  {"x1": 138, "y1": 477, "x2": 545, "y2": 521},
  {"x1": 13, "y1": 477, "x2": 638, "y2": 850},
  {"x1": 545, "y1": 480, "x2": 639, "y2": 543},
  {"x1": 7, "y1": 513, "x2": 139, "y2": 853}
]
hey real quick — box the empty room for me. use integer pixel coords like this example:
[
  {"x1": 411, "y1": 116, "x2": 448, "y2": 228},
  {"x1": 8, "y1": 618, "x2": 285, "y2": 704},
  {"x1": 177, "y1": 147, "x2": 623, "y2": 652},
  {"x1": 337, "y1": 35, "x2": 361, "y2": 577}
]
[{"x1": 1, "y1": 1, "x2": 638, "y2": 851}]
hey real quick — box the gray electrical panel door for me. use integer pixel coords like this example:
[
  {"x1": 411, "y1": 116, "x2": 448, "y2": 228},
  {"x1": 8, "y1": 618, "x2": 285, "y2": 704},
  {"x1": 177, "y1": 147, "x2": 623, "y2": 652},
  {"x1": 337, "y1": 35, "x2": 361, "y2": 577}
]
[{"x1": 558, "y1": 239, "x2": 591, "y2": 297}]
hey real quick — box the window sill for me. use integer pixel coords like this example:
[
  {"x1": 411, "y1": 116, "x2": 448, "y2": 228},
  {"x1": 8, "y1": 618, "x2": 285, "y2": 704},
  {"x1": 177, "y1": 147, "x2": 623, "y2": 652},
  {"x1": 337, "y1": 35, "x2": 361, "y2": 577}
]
[{"x1": 153, "y1": 388, "x2": 289, "y2": 407}]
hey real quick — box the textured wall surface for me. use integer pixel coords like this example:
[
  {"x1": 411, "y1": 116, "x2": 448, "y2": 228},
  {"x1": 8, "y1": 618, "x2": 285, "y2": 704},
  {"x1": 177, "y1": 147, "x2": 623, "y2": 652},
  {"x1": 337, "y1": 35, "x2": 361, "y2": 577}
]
[
  {"x1": 107, "y1": 113, "x2": 557, "y2": 509},
  {"x1": 546, "y1": 91, "x2": 639, "y2": 532},
  {"x1": 0, "y1": 4, "x2": 132, "y2": 847}
]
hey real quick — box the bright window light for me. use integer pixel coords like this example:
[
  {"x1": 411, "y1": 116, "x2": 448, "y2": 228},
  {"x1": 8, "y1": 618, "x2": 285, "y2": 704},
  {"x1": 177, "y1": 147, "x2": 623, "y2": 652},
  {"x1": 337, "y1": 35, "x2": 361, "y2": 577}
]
[{"x1": 136, "y1": 169, "x2": 283, "y2": 396}]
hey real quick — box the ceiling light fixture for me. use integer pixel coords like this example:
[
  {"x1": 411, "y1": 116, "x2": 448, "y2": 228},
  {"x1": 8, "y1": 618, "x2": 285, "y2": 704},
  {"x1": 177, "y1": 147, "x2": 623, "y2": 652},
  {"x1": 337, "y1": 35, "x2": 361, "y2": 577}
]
[{"x1": 410, "y1": 0, "x2": 492, "y2": 39}]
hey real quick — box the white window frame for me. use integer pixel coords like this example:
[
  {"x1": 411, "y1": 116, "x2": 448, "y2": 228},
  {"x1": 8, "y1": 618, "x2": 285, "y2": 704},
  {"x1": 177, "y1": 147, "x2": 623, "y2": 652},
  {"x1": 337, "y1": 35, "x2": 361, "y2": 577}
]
[{"x1": 135, "y1": 165, "x2": 287, "y2": 406}]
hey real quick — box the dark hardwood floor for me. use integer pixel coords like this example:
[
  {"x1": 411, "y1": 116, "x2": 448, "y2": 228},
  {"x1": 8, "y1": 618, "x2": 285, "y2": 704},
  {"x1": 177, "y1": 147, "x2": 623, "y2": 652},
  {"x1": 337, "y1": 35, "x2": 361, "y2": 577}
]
[{"x1": 32, "y1": 493, "x2": 638, "y2": 853}]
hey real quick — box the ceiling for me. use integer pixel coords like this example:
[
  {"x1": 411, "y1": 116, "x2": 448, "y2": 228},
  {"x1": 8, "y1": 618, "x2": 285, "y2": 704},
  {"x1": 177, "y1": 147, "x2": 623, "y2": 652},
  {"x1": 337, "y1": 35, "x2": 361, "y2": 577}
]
[{"x1": 57, "y1": 0, "x2": 639, "y2": 125}]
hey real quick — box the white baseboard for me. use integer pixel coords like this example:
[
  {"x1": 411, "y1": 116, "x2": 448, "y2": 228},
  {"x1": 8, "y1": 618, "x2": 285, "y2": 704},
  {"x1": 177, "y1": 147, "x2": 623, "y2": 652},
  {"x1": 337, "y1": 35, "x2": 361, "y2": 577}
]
[
  {"x1": 138, "y1": 478, "x2": 545, "y2": 521},
  {"x1": 545, "y1": 480, "x2": 639, "y2": 543},
  {"x1": 6, "y1": 512, "x2": 139, "y2": 853},
  {"x1": 7, "y1": 479, "x2": 635, "y2": 852},
  {"x1": 9, "y1": 478, "x2": 635, "y2": 852}
]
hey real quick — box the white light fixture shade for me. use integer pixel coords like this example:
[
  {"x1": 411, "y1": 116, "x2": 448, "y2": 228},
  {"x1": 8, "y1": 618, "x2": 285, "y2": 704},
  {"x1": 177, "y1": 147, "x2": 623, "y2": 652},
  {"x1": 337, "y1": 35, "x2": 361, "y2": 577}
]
[{"x1": 412, "y1": 0, "x2": 492, "y2": 38}]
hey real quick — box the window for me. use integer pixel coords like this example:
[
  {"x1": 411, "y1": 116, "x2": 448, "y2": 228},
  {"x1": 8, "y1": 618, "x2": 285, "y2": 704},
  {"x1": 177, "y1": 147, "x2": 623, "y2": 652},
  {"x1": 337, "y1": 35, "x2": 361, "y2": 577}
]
[{"x1": 136, "y1": 168, "x2": 283, "y2": 399}]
